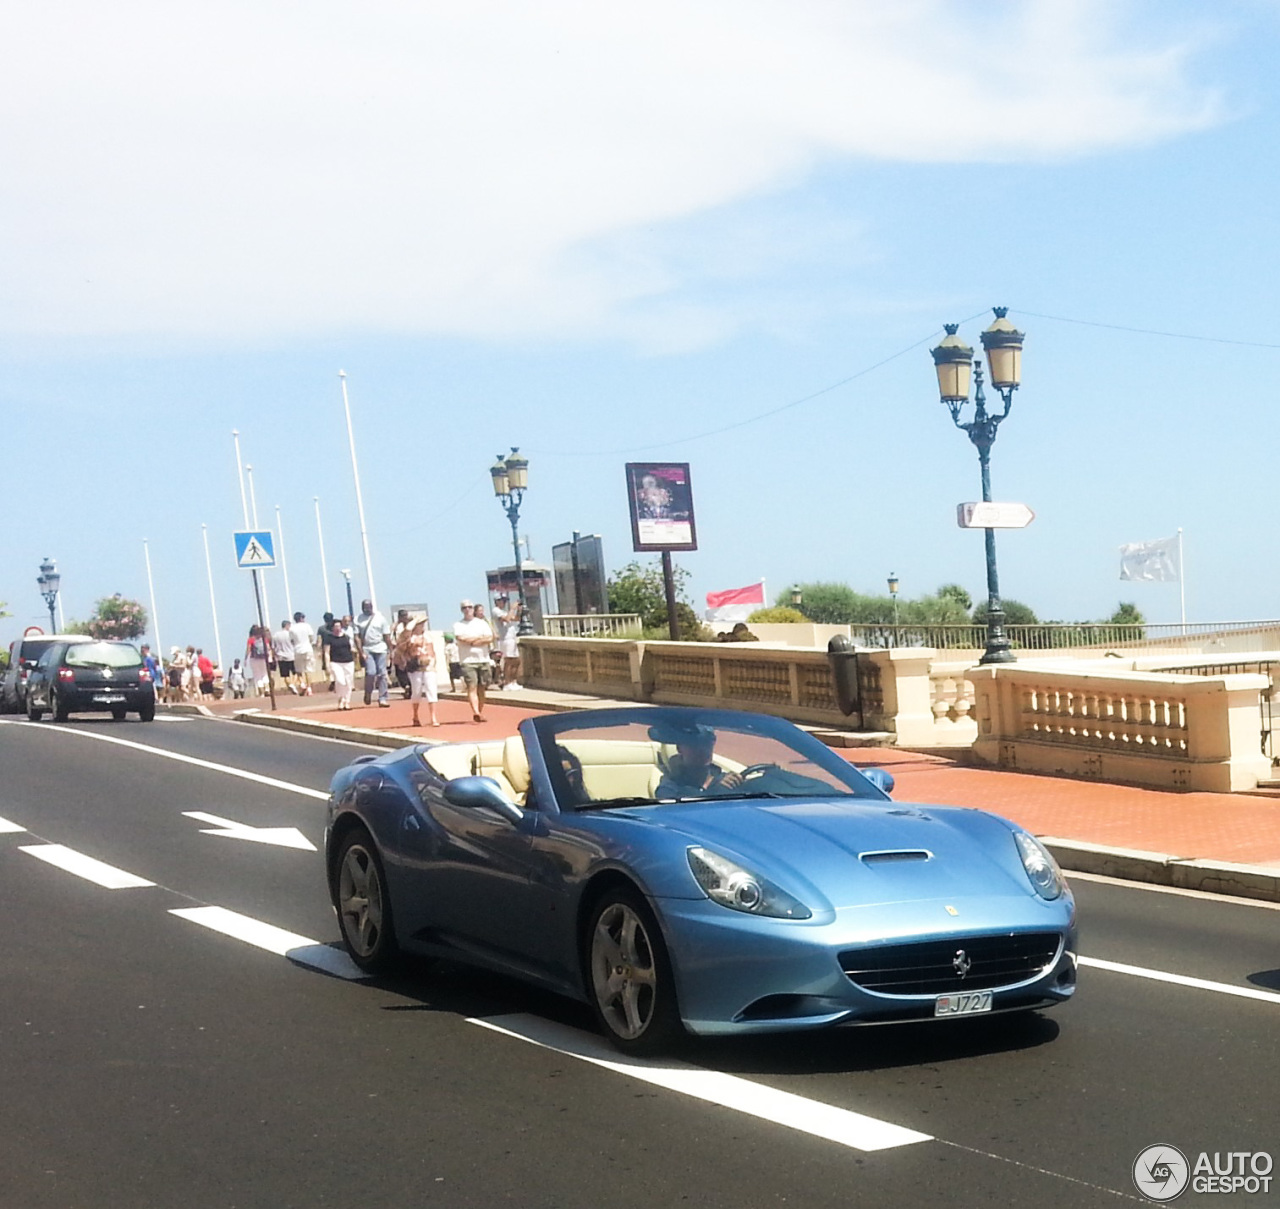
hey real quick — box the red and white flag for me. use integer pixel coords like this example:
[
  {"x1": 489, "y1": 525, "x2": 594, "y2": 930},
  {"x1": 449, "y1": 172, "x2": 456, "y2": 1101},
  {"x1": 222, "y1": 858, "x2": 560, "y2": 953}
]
[{"x1": 705, "y1": 580, "x2": 765, "y2": 623}]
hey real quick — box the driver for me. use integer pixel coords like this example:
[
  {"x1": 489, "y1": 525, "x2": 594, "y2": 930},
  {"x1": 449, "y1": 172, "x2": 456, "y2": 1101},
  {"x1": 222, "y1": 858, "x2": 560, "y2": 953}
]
[{"x1": 653, "y1": 724, "x2": 743, "y2": 799}]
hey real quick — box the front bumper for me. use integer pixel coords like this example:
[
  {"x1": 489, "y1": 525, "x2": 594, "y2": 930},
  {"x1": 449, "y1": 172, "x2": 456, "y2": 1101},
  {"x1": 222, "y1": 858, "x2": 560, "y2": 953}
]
[{"x1": 654, "y1": 893, "x2": 1077, "y2": 1036}]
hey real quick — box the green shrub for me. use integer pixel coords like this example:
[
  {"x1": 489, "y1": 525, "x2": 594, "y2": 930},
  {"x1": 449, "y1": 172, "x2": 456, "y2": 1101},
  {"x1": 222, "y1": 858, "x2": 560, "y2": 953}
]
[{"x1": 747, "y1": 606, "x2": 807, "y2": 623}]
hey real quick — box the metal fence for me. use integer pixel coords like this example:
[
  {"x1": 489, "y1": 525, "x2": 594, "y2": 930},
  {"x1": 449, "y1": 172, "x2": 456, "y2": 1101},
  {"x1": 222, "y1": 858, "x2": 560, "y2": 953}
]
[
  {"x1": 848, "y1": 620, "x2": 1280, "y2": 653},
  {"x1": 542, "y1": 613, "x2": 643, "y2": 639}
]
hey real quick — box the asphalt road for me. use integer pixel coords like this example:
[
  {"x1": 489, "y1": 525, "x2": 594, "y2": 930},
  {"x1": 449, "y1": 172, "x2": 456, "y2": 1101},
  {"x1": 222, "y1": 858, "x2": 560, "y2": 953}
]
[{"x1": 3, "y1": 714, "x2": 1279, "y2": 1208}]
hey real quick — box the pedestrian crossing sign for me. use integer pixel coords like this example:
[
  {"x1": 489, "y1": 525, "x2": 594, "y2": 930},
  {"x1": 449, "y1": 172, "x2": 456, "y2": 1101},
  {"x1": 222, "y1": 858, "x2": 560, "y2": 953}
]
[{"x1": 234, "y1": 530, "x2": 276, "y2": 569}]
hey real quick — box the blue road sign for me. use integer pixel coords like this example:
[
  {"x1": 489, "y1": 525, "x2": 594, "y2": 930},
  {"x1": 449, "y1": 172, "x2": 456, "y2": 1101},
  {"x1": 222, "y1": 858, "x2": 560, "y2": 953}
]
[{"x1": 234, "y1": 530, "x2": 276, "y2": 569}]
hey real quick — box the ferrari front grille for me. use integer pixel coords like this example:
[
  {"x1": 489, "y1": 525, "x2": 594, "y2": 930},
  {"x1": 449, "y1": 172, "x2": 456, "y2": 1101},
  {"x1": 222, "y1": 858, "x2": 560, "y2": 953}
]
[{"x1": 840, "y1": 931, "x2": 1061, "y2": 996}]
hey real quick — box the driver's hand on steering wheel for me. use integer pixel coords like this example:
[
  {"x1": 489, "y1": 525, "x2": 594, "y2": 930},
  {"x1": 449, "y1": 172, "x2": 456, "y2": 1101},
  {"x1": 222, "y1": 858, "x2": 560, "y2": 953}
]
[{"x1": 718, "y1": 770, "x2": 743, "y2": 789}]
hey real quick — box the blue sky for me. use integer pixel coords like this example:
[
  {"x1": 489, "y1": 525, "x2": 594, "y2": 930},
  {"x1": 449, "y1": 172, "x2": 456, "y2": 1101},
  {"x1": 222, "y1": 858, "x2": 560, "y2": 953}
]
[{"x1": 3, "y1": 0, "x2": 1278, "y2": 658}]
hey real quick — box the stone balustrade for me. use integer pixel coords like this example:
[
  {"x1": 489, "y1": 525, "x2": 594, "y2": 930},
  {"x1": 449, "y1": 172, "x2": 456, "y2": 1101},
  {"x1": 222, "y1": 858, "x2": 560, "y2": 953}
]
[{"x1": 970, "y1": 663, "x2": 1273, "y2": 792}]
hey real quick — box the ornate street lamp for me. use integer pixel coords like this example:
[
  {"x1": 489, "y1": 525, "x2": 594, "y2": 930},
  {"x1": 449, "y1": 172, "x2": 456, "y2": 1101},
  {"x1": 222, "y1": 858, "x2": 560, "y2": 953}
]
[
  {"x1": 887, "y1": 572, "x2": 899, "y2": 631},
  {"x1": 931, "y1": 307, "x2": 1025, "y2": 664},
  {"x1": 37, "y1": 557, "x2": 60, "y2": 633},
  {"x1": 491, "y1": 447, "x2": 534, "y2": 636},
  {"x1": 789, "y1": 585, "x2": 803, "y2": 609}
]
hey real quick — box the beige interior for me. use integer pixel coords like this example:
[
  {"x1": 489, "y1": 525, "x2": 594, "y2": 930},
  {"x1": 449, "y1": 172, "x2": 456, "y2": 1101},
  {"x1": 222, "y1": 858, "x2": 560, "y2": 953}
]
[{"x1": 421, "y1": 737, "x2": 743, "y2": 805}]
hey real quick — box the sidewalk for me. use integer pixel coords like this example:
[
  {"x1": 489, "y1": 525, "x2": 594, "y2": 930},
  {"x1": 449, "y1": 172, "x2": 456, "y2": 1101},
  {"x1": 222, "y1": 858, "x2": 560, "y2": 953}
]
[{"x1": 196, "y1": 683, "x2": 1280, "y2": 899}]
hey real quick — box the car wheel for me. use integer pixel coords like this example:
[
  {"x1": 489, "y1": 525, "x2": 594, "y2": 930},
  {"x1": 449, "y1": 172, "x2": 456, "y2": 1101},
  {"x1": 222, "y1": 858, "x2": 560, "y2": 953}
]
[
  {"x1": 111, "y1": 705, "x2": 127, "y2": 721},
  {"x1": 585, "y1": 887, "x2": 685, "y2": 1056},
  {"x1": 27, "y1": 695, "x2": 43, "y2": 722},
  {"x1": 51, "y1": 690, "x2": 71, "y2": 723},
  {"x1": 138, "y1": 702, "x2": 155, "y2": 722},
  {"x1": 335, "y1": 829, "x2": 400, "y2": 974}
]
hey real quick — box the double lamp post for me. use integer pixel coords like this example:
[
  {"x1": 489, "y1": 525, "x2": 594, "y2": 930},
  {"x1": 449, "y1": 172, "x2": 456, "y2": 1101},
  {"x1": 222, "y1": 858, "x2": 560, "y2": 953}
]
[
  {"x1": 490, "y1": 448, "x2": 535, "y2": 637},
  {"x1": 930, "y1": 307, "x2": 1026, "y2": 665}
]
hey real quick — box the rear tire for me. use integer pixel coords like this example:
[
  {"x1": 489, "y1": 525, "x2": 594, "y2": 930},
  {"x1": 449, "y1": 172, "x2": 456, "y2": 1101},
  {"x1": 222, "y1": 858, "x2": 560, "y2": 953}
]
[
  {"x1": 27, "y1": 696, "x2": 43, "y2": 722},
  {"x1": 334, "y1": 828, "x2": 401, "y2": 975},
  {"x1": 584, "y1": 886, "x2": 685, "y2": 1056},
  {"x1": 111, "y1": 705, "x2": 127, "y2": 721},
  {"x1": 52, "y1": 690, "x2": 70, "y2": 723},
  {"x1": 138, "y1": 701, "x2": 155, "y2": 722}
]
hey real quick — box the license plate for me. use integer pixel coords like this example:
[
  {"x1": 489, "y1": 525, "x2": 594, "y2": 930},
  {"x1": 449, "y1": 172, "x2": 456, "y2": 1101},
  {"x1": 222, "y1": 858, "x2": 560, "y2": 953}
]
[
  {"x1": 92, "y1": 694, "x2": 126, "y2": 703},
  {"x1": 934, "y1": 990, "x2": 992, "y2": 1017}
]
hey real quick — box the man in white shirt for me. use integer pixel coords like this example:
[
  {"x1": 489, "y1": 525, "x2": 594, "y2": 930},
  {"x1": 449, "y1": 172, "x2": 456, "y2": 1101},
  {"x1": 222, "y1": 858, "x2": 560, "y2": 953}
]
[
  {"x1": 291, "y1": 611, "x2": 315, "y2": 696},
  {"x1": 454, "y1": 599, "x2": 494, "y2": 722},
  {"x1": 272, "y1": 620, "x2": 298, "y2": 695},
  {"x1": 354, "y1": 599, "x2": 391, "y2": 707}
]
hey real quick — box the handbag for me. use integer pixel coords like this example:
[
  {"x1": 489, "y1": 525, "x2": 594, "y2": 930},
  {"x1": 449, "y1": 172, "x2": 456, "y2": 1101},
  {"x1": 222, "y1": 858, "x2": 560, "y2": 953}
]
[{"x1": 405, "y1": 657, "x2": 421, "y2": 673}]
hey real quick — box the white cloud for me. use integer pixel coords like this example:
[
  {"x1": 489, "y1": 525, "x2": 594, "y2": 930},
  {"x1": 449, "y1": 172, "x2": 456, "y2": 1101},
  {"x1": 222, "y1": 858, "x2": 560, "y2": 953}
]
[{"x1": 0, "y1": 0, "x2": 1223, "y2": 342}]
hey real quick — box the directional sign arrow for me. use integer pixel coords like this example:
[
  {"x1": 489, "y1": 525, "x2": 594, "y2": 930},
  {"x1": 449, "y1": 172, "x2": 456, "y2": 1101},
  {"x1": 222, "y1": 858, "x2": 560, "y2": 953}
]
[{"x1": 182, "y1": 811, "x2": 317, "y2": 851}]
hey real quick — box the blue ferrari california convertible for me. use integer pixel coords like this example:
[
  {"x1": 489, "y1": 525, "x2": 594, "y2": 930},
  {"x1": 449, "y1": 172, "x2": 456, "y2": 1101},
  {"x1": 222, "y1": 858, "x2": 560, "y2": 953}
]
[{"x1": 325, "y1": 706, "x2": 1076, "y2": 1053}]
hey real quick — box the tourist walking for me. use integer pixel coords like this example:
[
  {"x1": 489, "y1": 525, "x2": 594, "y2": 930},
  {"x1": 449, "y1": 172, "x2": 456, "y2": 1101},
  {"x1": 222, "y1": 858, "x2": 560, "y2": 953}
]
[
  {"x1": 398, "y1": 617, "x2": 439, "y2": 727},
  {"x1": 329, "y1": 618, "x2": 356, "y2": 709},
  {"x1": 291, "y1": 611, "x2": 315, "y2": 695},
  {"x1": 444, "y1": 633, "x2": 461, "y2": 691},
  {"x1": 355, "y1": 598, "x2": 390, "y2": 707},
  {"x1": 228, "y1": 659, "x2": 247, "y2": 699},
  {"x1": 246, "y1": 625, "x2": 270, "y2": 694},
  {"x1": 195, "y1": 648, "x2": 216, "y2": 698},
  {"x1": 317, "y1": 612, "x2": 336, "y2": 687},
  {"x1": 272, "y1": 619, "x2": 297, "y2": 694},
  {"x1": 455, "y1": 599, "x2": 494, "y2": 722},
  {"x1": 493, "y1": 594, "x2": 523, "y2": 690}
]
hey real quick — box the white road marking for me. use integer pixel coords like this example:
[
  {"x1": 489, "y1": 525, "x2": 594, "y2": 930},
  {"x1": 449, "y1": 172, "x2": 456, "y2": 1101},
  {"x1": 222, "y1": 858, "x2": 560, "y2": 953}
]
[
  {"x1": 1, "y1": 721, "x2": 329, "y2": 799},
  {"x1": 182, "y1": 811, "x2": 317, "y2": 851},
  {"x1": 169, "y1": 906, "x2": 366, "y2": 979},
  {"x1": 20, "y1": 844, "x2": 154, "y2": 889},
  {"x1": 1079, "y1": 955, "x2": 1280, "y2": 1006},
  {"x1": 469, "y1": 1013, "x2": 931, "y2": 1152},
  {"x1": 154, "y1": 715, "x2": 193, "y2": 723},
  {"x1": 0, "y1": 816, "x2": 26, "y2": 833}
]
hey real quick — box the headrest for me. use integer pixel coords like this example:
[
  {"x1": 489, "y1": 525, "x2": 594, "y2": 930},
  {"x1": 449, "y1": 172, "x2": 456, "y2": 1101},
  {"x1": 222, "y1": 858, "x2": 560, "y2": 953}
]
[{"x1": 502, "y1": 734, "x2": 530, "y2": 794}]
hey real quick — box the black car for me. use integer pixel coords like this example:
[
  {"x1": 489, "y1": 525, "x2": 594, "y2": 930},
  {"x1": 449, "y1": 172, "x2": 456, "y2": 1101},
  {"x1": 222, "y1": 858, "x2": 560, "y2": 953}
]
[
  {"x1": 1, "y1": 634, "x2": 93, "y2": 713},
  {"x1": 26, "y1": 640, "x2": 156, "y2": 722}
]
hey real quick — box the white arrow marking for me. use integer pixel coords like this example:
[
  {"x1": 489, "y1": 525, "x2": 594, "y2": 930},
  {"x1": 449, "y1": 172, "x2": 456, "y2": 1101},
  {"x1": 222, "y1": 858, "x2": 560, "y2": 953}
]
[{"x1": 182, "y1": 811, "x2": 317, "y2": 850}]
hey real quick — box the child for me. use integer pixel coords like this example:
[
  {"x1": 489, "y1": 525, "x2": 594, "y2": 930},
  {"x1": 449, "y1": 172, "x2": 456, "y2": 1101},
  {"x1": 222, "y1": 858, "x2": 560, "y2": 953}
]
[
  {"x1": 444, "y1": 633, "x2": 461, "y2": 692},
  {"x1": 228, "y1": 658, "x2": 247, "y2": 699}
]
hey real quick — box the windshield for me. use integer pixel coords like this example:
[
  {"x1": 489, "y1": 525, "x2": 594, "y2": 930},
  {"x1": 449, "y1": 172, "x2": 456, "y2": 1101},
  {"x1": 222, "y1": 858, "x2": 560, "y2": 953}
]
[
  {"x1": 66, "y1": 642, "x2": 143, "y2": 669},
  {"x1": 529, "y1": 707, "x2": 886, "y2": 811}
]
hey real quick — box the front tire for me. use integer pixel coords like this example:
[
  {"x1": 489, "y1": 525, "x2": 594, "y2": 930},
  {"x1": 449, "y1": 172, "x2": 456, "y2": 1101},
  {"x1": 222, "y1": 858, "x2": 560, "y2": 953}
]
[
  {"x1": 334, "y1": 829, "x2": 400, "y2": 974},
  {"x1": 585, "y1": 887, "x2": 685, "y2": 1056}
]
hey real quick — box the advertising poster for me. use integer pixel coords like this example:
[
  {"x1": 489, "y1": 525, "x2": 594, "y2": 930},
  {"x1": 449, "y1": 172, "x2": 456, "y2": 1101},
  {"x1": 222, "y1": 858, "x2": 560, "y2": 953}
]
[{"x1": 625, "y1": 462, "x2": 697, "y2": 552}]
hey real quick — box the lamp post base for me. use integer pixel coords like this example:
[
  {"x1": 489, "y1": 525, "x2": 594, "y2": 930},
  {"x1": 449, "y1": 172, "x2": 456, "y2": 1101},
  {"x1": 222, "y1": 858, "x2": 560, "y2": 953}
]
[{"x1": 978, "y1": 643, "x2": 1016, "y2": 665}]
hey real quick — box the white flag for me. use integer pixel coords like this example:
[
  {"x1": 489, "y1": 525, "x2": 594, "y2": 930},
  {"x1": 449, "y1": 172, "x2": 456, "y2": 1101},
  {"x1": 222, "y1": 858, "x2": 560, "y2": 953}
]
[{"x1": 1119, "y1": 536, "x2": 1181, "y2": 582}]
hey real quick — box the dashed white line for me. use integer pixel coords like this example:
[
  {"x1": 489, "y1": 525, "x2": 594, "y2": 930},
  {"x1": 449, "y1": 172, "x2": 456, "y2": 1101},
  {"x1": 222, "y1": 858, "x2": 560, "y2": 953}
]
[
  {"x1": 169, "y1": 906, "x2": 366, "y2": 979},
  {"x1": 0, "y1": 816, "x2": 26, "y2": 833},
  {"x1": 20, "y1": 844, "x2": 154, "y2": 889},
  {"x1": 1079, "y1": 955, "x2": 1280, "y2": 1006},
  {"x1": 469, "y1": 1013, "x2": 931, "y2": 1152},
  {"x1": 2, "y1": 721, "x2": 329, "y2": 799}
]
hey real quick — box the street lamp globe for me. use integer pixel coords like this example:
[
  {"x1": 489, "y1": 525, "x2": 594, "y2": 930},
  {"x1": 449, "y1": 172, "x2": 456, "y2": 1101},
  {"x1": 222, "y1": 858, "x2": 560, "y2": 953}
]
[
  {"x1": 490, "y1": 455, "x2": 510, "y2": 498},
  {"x1": 887, "y1": 573, "x2": 899, "y2": 597},
  {"x1": 504, "y1": 447, "x2": 529, "y2": 492},
  {"x1": 39, "y1": 558, "x2": 60, "y2": 598},
  {"x1": 980, "y1": 307, "x2": 1025, "y2": 391},
  {"x1": 789, "y1": 585, "x2": 803, "y2": 608},
  {"x1": 930, "y1": 324, "x2": 974, "y2": 404}
]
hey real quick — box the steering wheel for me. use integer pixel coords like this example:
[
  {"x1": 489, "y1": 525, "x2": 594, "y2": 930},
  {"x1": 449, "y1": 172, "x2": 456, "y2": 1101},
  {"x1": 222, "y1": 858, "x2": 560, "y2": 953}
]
[{"x1": 737, "y1": 762, "x2": 780, "y2": 780}]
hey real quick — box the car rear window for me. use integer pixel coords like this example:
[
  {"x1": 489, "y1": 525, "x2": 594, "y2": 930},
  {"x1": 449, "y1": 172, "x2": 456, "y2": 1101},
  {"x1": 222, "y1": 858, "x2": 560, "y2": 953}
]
[
  {"x1": 66, "y1": 642, "x2": 143, "y2": 669},
  {"x1": 18, "y1": 639, "x2": 57, "y2": 665}
]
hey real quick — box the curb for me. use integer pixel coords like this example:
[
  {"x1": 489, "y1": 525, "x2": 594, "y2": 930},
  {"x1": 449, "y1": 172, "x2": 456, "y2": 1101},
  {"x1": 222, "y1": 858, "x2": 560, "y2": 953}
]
[
  {"x1": 229, "y1": 708, "x2": 1280, "y2": 906},
  {"x1": 1043, "y1": 837, "x2": 1280, "y2": 904},
  {"x1": 160, "y1": 703, "x2": 214, "y2": 717},
  {"x1": 232, "y1": 708, "x2": 420, "y2": 750}
]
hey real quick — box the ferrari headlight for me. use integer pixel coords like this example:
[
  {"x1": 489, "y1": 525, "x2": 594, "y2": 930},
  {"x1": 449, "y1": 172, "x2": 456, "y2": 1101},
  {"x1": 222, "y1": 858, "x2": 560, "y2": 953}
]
[
  {"x1": 686, "y1": 847, "x2": 811, "y2": 920},
  {"x1": 1014, "y1": 832, "x2": 1064, "y2": 900}
]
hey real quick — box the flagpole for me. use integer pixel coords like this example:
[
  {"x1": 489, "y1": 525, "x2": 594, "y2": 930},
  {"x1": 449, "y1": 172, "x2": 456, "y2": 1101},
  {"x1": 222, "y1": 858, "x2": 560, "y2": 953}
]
[
  {"x1": 314, "y1": 496, "x2": 332, "y2": 615},
  {"x1": 339, "y1": 370, "x2": 378, "y2": 611},
  {"x1": 1178, "y1": 528, "x2": 1186, "y2": 633},
  {"x1": 201, "y1": 523, "x2": 225, "y2": 673},
  {"x1": 143, "y1": 539, "x2": 163, "y2": 660},
  {"x1": 275, "y1": 504, "x2": 294, "y2": 619},
  {"x1": 246, "y1": 464, "x2": 272, "y2": 626}
]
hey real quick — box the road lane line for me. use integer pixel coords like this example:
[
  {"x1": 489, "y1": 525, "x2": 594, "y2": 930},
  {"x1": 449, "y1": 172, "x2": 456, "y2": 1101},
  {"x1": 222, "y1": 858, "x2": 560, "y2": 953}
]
[
  {"x1": 0, "y1": 816, "x2": 26, "y2": 833},
  {"x1": 468, "y1": 1013, "x2": 931, "y2": 1152},
  {"x1": 20, "y1": 844, "x2": 155, "y2": 889},
  {"x1": 1, "y1": 721, "x2": 329, "y2": 799},
  {"x1": 1069, "y1": 869, "x2": 1280, "y2": 911},
  {"x1": 169, "y1": 906, "x2": 366, "y2": 979},
  {"x1": 1080, "y1": 955, "x2": 1280, "y2": 1005}
]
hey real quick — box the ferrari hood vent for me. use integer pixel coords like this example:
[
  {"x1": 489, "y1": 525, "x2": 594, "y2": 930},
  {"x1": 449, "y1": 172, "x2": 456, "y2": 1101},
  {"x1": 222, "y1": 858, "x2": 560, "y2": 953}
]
[{"x1": 859, "y1": 849, "x2": 932, "y2": 864}]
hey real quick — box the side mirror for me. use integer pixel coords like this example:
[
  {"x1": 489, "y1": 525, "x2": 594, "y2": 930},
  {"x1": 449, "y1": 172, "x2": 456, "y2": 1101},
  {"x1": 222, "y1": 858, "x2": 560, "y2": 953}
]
[
  {"x1": 861, "y1": 767, "x2": 895, "y2": 795},
  {"x1": 444, "y1": 776, "x2": 524, "y2": 825}
]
